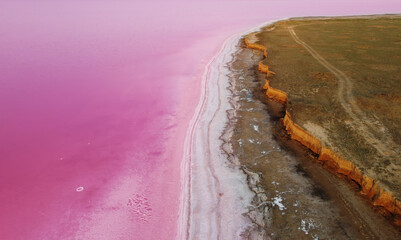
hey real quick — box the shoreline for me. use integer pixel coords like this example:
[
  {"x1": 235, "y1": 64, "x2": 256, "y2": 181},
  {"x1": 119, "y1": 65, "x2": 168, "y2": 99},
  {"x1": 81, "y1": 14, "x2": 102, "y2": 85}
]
[
  {"x1": 178, "y1": 20, "x2": 279, "y2": 239},
  {"x1": 2, "y1": 2, "x2": 401, "y2": 238},
  {"x1": 179, "y1": 32, "x2": 255, "y2": 240},
  {"x1": 179, "y1": 14, "x2": 401, "y2": 239}
]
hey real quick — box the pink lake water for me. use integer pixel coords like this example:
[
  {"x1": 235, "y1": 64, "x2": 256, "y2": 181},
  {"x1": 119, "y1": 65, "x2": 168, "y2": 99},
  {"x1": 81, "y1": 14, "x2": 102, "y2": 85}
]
[{"x1": 0, "y1": 1, "x2": 400, "y2": 239}]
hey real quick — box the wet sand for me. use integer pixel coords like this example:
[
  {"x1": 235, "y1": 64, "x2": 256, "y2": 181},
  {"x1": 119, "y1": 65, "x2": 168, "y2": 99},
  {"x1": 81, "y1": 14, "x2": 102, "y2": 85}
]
[{"x1": 225, "y1": 37, "x2": 401, "y2": 239}]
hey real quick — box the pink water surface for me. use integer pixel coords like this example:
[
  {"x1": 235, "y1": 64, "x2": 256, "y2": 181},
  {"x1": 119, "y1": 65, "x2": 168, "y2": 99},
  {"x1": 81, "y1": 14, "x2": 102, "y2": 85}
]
[{"x1": 0, "y1": 1, "x2": 400, "y2": 239}]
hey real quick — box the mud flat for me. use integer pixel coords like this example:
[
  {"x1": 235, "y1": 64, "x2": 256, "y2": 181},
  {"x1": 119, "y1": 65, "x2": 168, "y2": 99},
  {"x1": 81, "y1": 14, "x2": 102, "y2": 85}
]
[{"x1": 232, "y1": 15, "x2": 401, "y2": 239}]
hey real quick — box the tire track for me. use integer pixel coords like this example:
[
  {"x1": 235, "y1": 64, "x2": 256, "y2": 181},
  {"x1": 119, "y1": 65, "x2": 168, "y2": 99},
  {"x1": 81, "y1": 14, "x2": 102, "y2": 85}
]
[{"x1": 288, "y1": 26, "x2": 395, "y2": 158}]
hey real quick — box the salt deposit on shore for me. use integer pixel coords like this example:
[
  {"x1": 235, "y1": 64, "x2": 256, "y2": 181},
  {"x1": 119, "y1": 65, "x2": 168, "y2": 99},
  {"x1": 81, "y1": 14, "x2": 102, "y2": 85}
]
[{"x1": 179, "y1": 23, "x2": 275, "y2": 240}]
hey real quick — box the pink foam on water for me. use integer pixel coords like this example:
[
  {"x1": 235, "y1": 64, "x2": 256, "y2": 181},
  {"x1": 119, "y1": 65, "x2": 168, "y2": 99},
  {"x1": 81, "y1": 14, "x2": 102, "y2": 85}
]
[{"x1": 0, "y1": 1, "x2": 400, "y2": 239}]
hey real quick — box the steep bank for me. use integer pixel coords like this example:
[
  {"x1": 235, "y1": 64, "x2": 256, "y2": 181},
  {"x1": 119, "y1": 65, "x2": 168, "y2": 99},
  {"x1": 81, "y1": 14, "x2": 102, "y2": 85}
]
[
  {"x1": 228, "y1": 35, "x2": 395, "y2": 239},
  {"x1": 244, "y1": 21, "x2": 401, "y2": 228}
]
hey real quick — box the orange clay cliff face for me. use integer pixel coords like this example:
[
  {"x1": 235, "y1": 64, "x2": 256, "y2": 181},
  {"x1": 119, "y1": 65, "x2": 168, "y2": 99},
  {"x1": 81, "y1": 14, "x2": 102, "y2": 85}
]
[{"x1": 244, "y1": 33, "x2": 401, "y2": 227}]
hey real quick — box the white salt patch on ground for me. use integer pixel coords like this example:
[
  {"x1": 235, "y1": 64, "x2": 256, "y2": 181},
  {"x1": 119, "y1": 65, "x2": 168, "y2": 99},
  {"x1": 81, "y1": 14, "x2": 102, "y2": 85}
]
[
  {"x1": 272, "y1": 196, "x2": 286, "y2": 211},
  {"x1": 253, "y1": 125, "x2": 259, "y2": 132},
  {"x1": 299, "y1": 218, "x2": 318, "y2": 237}
]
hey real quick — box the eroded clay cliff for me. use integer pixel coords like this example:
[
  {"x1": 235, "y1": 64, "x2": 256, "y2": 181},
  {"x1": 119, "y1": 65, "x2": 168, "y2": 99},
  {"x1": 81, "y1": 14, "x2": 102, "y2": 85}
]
[{"x1": 244, "y1": 33, "x2": 401, "y2": 227}]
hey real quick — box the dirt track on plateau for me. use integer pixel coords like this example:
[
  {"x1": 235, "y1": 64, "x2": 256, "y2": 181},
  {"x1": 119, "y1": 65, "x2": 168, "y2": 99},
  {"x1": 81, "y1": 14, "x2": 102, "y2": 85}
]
[{"x1": 288, "y1": 26, "x2": 396, "y2": 158}]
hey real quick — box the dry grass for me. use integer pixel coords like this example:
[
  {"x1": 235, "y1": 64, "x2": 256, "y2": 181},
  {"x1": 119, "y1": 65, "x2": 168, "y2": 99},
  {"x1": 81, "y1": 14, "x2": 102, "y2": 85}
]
[{"x1": 255, "y1": 16, "x2": 401, "y2": 198}]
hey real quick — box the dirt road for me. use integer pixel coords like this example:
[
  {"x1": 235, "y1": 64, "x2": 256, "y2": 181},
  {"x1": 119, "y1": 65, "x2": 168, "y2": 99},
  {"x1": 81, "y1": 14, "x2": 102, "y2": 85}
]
[{"x1": 288, "y1": 26, "x2": 396, "y2": 158}]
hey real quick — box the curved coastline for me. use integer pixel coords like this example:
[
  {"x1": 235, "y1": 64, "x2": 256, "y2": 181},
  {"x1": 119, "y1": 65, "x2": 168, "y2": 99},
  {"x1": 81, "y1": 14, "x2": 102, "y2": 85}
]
[
  {"x1": 244, "y1": 24, "x2": 401, "y2": 227},
  {"x1": 178, "y1": 16, "x2": 401, "y2": 239},
  {"x1": 178, "y1": 21, "x2": 279, "y2": 240}
]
